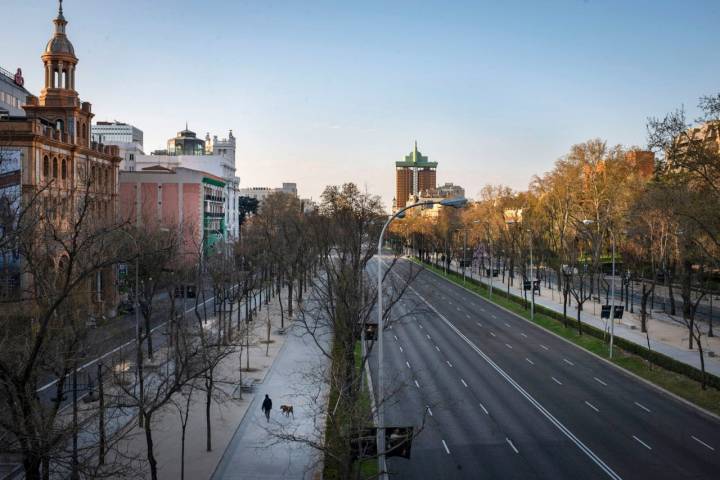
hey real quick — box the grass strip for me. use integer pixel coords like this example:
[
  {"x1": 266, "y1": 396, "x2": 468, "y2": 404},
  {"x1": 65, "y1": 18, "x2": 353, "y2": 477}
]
[{"x1": 412, "y1": 258, "x2": 720, "y2": 417}]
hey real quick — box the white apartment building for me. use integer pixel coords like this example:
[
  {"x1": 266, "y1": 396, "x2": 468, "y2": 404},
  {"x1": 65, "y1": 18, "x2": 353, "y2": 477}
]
[
  {"x1": 91, "y1": 121, "x2": 145, "y2": 171},
  {"x1": 238, "y1": 182, "x2": 298, "y2": 202}
]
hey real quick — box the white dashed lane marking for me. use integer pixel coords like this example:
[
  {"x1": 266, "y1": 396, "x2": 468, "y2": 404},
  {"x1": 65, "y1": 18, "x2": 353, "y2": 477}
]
[
  {"x1": 552, "y1": 377, "x2": 563, "y2": 386},
  {"x1": 489, "y1": 332, "x2": 496, "y2": 337},
  {"x1": 691, "y1": 435, "x2": 715, "y2": 451},
  {"x1": 446, "y1": 360, "x2": 453, "y2": 368},
  {"x1": 426, "y1": 334, "x2": 431, "y2": 340},
  {"x1": 504, "y1": 322, "x2": 511, "y2": 328},
  {"x1": 461, "y1": 378, "x2": 468, "y2": 388},
  {"x1": 526, "y1": 358, "x2": 535, "y2": 365},
  {"x1": 435, "y1": 346, "x2": 440, "y2": 352},
  {"x1": 476, "y1": 322, "x2": 483, "y2": 327},
  {"x1": 442, "y1": 440, "x2": 451, "y2": 454},
  {"x1": 634, "y1": 402, "x2": 651, "y2": 413},
  {"x1": 506, "y1": 438, "x2": 519, "y2": 454},
  {"x1": 426, "y1": 406, "x2": 433, "y2": 416},
  {"x1": 520, "y1": 332, "x2": 528, "y2": 338},
  {"x1": 505, "y1": 343, "x2": 513, "y2": 350},
  {"x1": 585, "y1": 401, "x2": 599, "y2": 413},
  {"x1": 563, "y1": 358, "x2": 575, "y2": 366},
  {"x1": 406, "y1": 361, "x2": 411, "y2": 369},
  {"x1": 594, "y1": 377, "x2": 607, "y2": 386},
  {"x1": 399, "y1": 346, "x2": 403, "y2": 353},
  {"x1": 479, "y1": 402, "x2": 489, "y2": 415},
  {"x1": 414, "y1": 380, "x2": 421, "y2": 389},
  {"x1": 633, "y1": 435, "x2": 652, "y2": 450},
  {"x1": 393, "y1": 335, "x2": 398, "y2": 341},
  {"x1": 540, "y1": 344, "x2": 549, "y2": 350}
]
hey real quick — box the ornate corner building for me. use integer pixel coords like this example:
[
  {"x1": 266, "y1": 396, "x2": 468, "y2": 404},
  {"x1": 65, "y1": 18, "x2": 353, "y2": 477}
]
[{"x1": 0, "y1": 1, "x2": 121, "y2": 314}]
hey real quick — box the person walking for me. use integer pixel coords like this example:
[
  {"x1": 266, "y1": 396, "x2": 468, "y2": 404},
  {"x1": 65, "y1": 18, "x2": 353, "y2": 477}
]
[{"x1": 261, "y1": 394, "x2": 272, "y2": 422}]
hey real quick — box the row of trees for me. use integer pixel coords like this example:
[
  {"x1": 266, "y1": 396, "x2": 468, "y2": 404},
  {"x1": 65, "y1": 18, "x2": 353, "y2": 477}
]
[
  {"x1": 0, "y1": 149, "x2": 325, "y2": 480},
  {"x1": 395, "y1": 93, "x2": 720, "y2": 388}
]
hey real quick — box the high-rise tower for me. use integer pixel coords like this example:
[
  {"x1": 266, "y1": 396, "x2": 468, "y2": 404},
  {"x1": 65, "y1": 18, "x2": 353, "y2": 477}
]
[{"x1": 394, "y1": 141, "x2": 437, "y2": 209}]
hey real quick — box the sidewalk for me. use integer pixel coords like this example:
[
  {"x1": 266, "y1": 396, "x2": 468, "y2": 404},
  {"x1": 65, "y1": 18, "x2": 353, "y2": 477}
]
[
  {"x1": 437, "y1": 259, "x2": 720, "y2": 377},
  {"x1": 211, "y1": 321, "x2": 331, "y2": 480},
  {"x1": 110, "y1": 289, "x2": 313, "y2": 480}
]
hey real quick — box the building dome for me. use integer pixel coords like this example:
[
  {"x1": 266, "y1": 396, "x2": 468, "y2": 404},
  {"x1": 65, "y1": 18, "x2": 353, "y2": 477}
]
[
  {"x1": 44, "y1": 1, "x2": 76, "y2": 58},
  {"x1": 45, "y1": 35, "x2": 75, "y2": 56}
]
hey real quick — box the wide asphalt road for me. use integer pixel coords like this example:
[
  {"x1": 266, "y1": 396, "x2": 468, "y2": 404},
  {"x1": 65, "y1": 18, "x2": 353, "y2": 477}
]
[{"x1": 368, "y1": 256, "x2": 720, "y2": 479}]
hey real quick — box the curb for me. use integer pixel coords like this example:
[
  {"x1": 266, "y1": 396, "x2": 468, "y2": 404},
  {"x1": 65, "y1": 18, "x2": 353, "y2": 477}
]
[{"x1": 414, "y1": 259, "x2": 720, "y2": 423}]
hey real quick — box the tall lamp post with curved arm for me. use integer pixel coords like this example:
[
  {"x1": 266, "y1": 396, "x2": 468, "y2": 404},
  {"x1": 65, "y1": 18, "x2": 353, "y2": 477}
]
[{"x1": 376, "y1": 196, "x2": 467, "y2": 475}]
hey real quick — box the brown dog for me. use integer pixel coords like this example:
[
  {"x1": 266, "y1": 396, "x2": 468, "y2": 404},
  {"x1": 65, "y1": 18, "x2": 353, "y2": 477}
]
[{"x1": 280, "y1": 405, "x2": 294, "y2": 417}]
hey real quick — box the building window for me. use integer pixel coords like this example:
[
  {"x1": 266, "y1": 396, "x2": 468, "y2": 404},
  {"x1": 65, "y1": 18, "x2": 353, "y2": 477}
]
[
  {"x1": 52, "y1": 158, "x2": 58, "y2": 178},
  {"x1": 61, "y1": 159, "x2": 67, "y2": 179}
]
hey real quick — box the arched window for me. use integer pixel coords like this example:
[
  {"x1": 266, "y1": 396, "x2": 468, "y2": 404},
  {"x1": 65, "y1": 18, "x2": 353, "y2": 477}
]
[
  {"x1": 61, "y1": 159, "x2": 67, "y2": 179},
  {"x1": 62, "y1": 70, "x2": 68, "y2": 89},
  {"x1": 43, "y1": 156, "x2": 49, "y2": 177},
  {"x1": 52, "y1": 158, "x2": 58, "y2": 178},
  {"x1": 53, "y1": 70, "x2": 59, "y2": 88}
]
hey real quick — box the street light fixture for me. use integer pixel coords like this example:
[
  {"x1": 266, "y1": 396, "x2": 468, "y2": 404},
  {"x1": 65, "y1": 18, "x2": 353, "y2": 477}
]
[{"x1": 376, "y1": 197, "x2": 466, "y2": 475}]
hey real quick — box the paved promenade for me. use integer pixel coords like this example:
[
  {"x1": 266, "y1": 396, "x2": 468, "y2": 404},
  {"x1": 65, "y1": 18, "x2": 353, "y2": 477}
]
[{"x1": 211, "y1": 322, "x2": 331, "y2": 480}]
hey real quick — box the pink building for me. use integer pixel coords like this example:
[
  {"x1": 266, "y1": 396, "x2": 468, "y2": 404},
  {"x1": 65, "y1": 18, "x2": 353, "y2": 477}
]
[{"x1": 119, "y1": 166, "x2": 226, "y2": 259}]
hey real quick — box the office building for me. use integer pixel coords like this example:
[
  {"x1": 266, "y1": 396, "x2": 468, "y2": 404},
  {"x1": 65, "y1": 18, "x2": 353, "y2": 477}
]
[{"x1": 395, "y1": 142, "x2": 437, "y2": 210}]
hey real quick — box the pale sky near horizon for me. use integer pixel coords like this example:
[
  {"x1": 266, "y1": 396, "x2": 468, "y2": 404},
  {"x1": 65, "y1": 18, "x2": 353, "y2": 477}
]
[{"x1": 4, "y1": 0, "x2": 720, "y2": 207}]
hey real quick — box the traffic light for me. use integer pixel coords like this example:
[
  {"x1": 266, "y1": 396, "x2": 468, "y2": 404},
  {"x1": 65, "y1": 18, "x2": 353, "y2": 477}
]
[{"x1": 386, "y1": 426, "x2": 413, "y2": 459}]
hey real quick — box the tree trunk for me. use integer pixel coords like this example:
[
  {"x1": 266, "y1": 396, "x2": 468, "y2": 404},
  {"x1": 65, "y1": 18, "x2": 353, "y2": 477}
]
[
  {"x1": 144, "y1": 413, "x2": 158, "y2": 480},
  {"x1": 145, "y1": 314, "x2": 154, "y2": 360},
  {"x1": 206, "y1": 376, "x2": 213, "y2": 451},
  {"x1": 287, "y1": 281, "x2": 293, "y2": 319}
]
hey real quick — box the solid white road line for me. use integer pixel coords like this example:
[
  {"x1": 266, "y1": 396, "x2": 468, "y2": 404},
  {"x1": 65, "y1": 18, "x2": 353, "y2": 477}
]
[
  {"x1": 414, "y1": 380, "x2": 421, "y2": 388},
  {"x1": 403, "y1": 279, "x2": 623, "y2": 480},
  {"x1": 479, "y1": 402, "x2": 489, "y2": 415},
  {"x1": 540, "y1": 344, "x2": 549, "y2": 350},
  {"x1": 552, "y1": 377, "x2": 563, "y2": 386},
  {"x1": 691, "y1": 435, "x2": 715, "y2": 451},
  {"x1": 447, "y1": 360, "x2": 453, "y2": 368},
  {"x1": 521, "y1": 332, "x2": 528, "y2": 338},
  {"x1": 505, "y1": 343, "x2": 513, "y2": 349},
  {"x1": 526, "y1": 358, "x2": 535, "y2": 365},
  {"x1": 632, "y1": 435, "x2": 652, "y2": 450},
  {"x1": 506, "y1": 438, "x2": 519, "y2": 454},
  {"x1": 634, "y1": 402, "x2": 651, "y2": 413},
  {"x1": 563, "y1": 358, "x2": 575, "y2": 366},
  {"x1": 442, "y1": 440, "x2": 451, "y2": 454},
  {"x1": 461, "y1": 378, "x2": 468, "y2": 388},
  {"x1": 585, "y1": 401, "x2": 599, "y2": 413},
  {"x1": 406, "y1": 361, "x2": 411, "y2": 369},
  {"x1": 594, "y1": 377, "x2": 607, "y2": 386}
]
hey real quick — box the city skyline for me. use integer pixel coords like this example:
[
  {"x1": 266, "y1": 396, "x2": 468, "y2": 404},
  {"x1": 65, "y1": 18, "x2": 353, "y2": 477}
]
[{"x1": 4, "y1": 0, "x2": 720, "y2": 206}]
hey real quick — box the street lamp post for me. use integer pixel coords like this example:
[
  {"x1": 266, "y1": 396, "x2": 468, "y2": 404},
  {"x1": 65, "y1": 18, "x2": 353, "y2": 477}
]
[
  {"x1": 376, "y1": 197, "x2": 466, "y2": 476},
  {"x1": 583, "y1": 220, "x2": 616, "y2": 359},
  {"x1": 530, "y1": 235, "x2": 534, "y2": 322}
]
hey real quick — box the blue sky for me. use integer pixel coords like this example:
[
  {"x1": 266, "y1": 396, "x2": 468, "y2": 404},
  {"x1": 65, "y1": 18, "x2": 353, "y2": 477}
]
[{"x1": 5, "y1": 0, "x2": 720, "y2": 205}]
